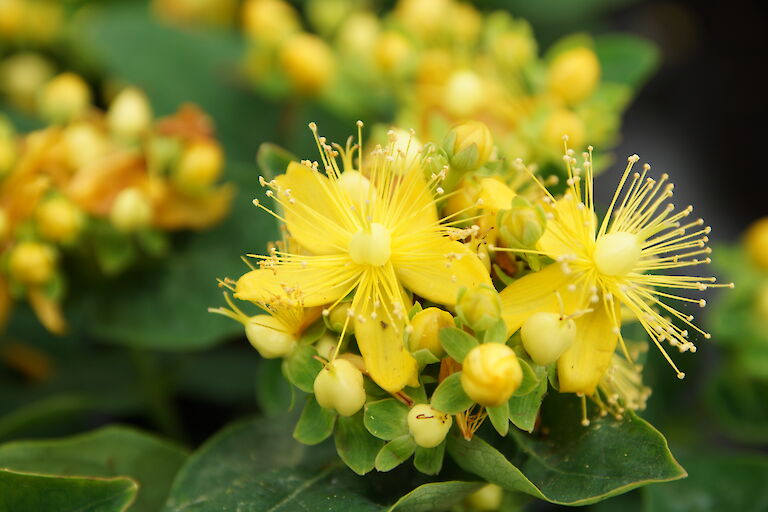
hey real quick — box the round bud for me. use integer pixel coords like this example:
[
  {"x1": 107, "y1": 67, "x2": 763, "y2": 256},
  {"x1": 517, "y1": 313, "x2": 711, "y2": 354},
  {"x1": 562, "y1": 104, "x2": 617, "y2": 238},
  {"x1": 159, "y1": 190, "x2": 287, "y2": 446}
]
[
  {"x1": 174, "y1": 140, "x2": 224, "y2": 192},
  {"x1": 375, "y1": 32, "x2": 412, "y2": 73},
  {"x1": 492, "y1": 31, "x2": 536, "y2": 70},
  {"x1": 543, "y1": 108, "x2": 585, "y2": 151},
  {"x1": 548, "y1": 46, "x2": 600, "y2": 105},
  {"x1": 407, "y1": 403, "x2": 452, "y2": 448},
  {"x1": 241, "y1": 0, "x2": 300, "y2": 44},
  {"x1": 110, "y1": 187, "x2": 153, "y2": 232},
  {"x1": 63, "y1": 122, "x2": 108, "y2": 170},
  {"x1": 464, "y1": 483, "x2": 503, "y2": 511},
  {"x1": 327, "y1": 303, "x2": 355, "y2": 333},
  {"x1": 394, "y1": 0, "x2": 449, "y2": 40},
  {"x1": 461, "y1": 343, "x2": 523, "y2": 406},
  {"x1": 279, "y1": 33, "x2": 335, "y2": 95},
  {"x1": 336, "y1": 12, "x2": 380, "y2": 57},
  {"x1": 521, "y1": 312, "x2": 576, "y2": 365},
  {"x1": 497, "y1": 197, "x2": 547, "y2": 249},
  {"x1": 444, "y1": 121, "x2": 494, "y2": 173},
  {"x1": 0, "y1": 52, "x2": 54, "y2": 111},
  {"x1": 36, "y1": 196, "x2": 83, "y2": 243},
  {"x1": 314, "y1": 334, "x2": 338, "y2": 360},
  {"x1": 8, "y1": 241, "x2": 56, "y2": 286},
  {"x1": 245, "y1": 314, "x2": 297, "y2": 358},
  {"x1": 408, "y1": 307, "x2": 454, "y2": 357},
  {"x1": 38, "y1": 72, "x2": 91, "y2": 123},
  {"x1": 107, "y1": 87, "x2": 153, "y2": 140},
  {"x1": 456, "y1": 285, "x2": 502, "y2": 332},
  {"x1": 745, "y1": 217, "x2": 768, "y2": 269},
  {"x1": 443, "y1": 70, "x2": 484, "y2": 118},
  {"x1": 448, "y1": 3, "x2": 481, "y2": 43},
  {"x1": 314, "y1": 358, "x2": 367, "y2": 416}
]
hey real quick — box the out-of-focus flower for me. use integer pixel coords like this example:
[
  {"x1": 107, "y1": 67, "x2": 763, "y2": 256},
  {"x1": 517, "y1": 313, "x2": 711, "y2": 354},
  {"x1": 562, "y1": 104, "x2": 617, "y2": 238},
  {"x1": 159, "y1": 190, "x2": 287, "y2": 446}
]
[
  {"x1": 38, "y1": 72, "x2": 91, "y2": 123},
  {"x1": 745, "y1": 217, "x2": 768, "y2": 269},
  {"x1": 279, "y1": 34, "x2": 336, "y2": 95}
]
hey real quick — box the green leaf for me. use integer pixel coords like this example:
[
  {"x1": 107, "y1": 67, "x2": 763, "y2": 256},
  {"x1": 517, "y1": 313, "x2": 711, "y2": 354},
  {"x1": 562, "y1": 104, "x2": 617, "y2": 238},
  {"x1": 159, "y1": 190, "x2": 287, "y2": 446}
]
[
  {"x1": 335, "y1": 412, "x2": 384, "y2": 475},
  {"x1": 594, "y1": 34, "x2": 660, "y2": 90},
  {"x1": 644, "y1": 453, "x2": 768, "y2": 512},
  {"x1": 439, "y1": 328, "x2": 478, "y2": 363},
  {"x1": 0, "y1": 469, "x2": 137, "y2": 512},
  {"x1": 487, "y1": 402, "x2": 510, "y2": 436},
  {"x1": 299, "y1": 320, "x2": 326, "y2": 345},
  {"x1": 294, "y1": 395, "x2": 336, "y2": 445},
  {"x1": 364, "y1": 399, "x2": 410, "y2": 441},
  {"x1": 447, "y1": 393, "x2": 686, "y2": 505},
  {"x1": 257, "y1": 143, "x2": 298, "y2": 178},
  {"x1": 483, "y1": 320, "x2": 509, "y2": 344},
  {"x1": 163, "y1": 416, "x2": 384, "y2": 511},
  {"x1": 282, "y1": 345, "x2": 323, "y2": 393},
  {"x1": 0, "y1": 426, "x2": 188, "y2": 512},
  {"x1": 388, "y1": 481, "x2": 482, "y2": 512},
  {"x1": 412, "y1": 348, "x2": 440, "y2": 367},
  {"x1": 374, "y1": 435, "x2": 416, "y2": 472},
  {"x1": 508, "y1": 376, "x2": 547, "y2": 433},
  {"x1": 413, "y1": 443, "x2": 446, "y2": 476},
  {"x1": 512, "y1": 358, "x2": 540, "y2": 397},
  {"x1": 431, "y1": 373, "x2": 474, "y2": 414}
]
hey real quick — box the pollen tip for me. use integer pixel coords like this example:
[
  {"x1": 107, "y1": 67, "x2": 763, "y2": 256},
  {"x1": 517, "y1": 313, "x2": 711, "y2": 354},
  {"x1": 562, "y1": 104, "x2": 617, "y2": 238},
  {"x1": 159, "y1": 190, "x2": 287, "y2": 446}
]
[
  {"x1": 252, "y1": 199, "x2": 260, "y2": 206},
  {"x1": 704, "y1": 333, "x2": 712, "y2": 339},
  {"x1": 322, "y1": 309, "x2": 330, "y2": 316},
  {"x1": 581, "y1": 418, "x2": 590, "y2": 427},
  {"x1": 628, "y1": 154, "x2": 639, "y2": 163},
  {"x1": 677, "y1": 372, "x2": 685, "y2": 380},
  {"x1": 356, "y1": 120, "x2": 364, "y2": 127},
  {"x1": 308, "y1": 122, "x2": 317, "y2": 131}
]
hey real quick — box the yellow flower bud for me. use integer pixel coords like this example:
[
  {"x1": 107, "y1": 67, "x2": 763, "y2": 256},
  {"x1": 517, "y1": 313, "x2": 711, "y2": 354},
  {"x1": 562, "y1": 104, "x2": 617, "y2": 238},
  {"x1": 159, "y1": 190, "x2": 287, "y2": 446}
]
[
  {"x1": 336, "y1": 12, "x2": 380, "y2": 57},
  {"x1": 395, "y1": 0, "x2": 449, "y2": 40},
  {"x1": 245, "y1": 314, "x2": 297, "y2": 358},
  {"x1": 315, "y1": 334, "x2": 338, "y2": 360},
  {"x1": 521, "y1": 312, "x2": 576, "y2": 365},
  {"x1": 241, "y1": 0, "x2": 300, "y2": 44},
  {"x1": 314, "y1": 358, "x2": 367, "y2": 416},
  {"x1": 407, "y1": 403, "x2": 452, "y2": 448},
  {"x1": 327, "y1": 302, "x2": 355, "y2": 333},
  {"x1": 0, "y1": 52, "x2": 55, "y2": 111},
  {"x1": 110, "y1": 187, "x2": 153, "y2": 232},
  {"x1": 8, "y1": 241, "x2": 56, "y2": 286},
  {"x1": 443, "y1": 70, "x2": 485, "y2": 118},
  {"x1": 375, "y1": 32, "x2": 412, "y2": 73},
  {"x1": 107, "y1": 87, "x2": 153, "y2": 140},
  {"x1": 461, "y1": 343, "x2": 523, "y2": 406},
  {"x1": 174, "y1": 140, "x2": 224, "y2": 192},
  {"x1": 444, "y1": 121, "x2": 494, "y2": 172},
  {"x1": 38, "y1": 72, "x2": 91, "y2": 123},
  {"x1": 408, "y1": 307, "x2": 454, "y2": 357},
  {"x1": 543, "y1": 108, "x2": 584, "y2": 151},
  {"x1": 464, "y1": 483, "x2": 503, "y2": 511},
  {"x1": 548, "y1": 46, "x2": 600, "y2": 105},
  {"x1": 497, "y1": 197, "x2": 546, "y2": 249},
  {"x1": 456, "y1": 285, "x2": 502, "y2": 332},
  {"x1": 36, "y1": 196, "x2": 83, "y2": 243},
  {"x1": 448, "y1": 3, "x2": 481, "y2": 43},
  {"x1": 492, "y1": 31, "x2": 536, "y2": 70},
  {"x1": 745, "y1": 217, "x2": 768, "y2": 269},
  {"x1": 305, "y1": 0, "x2": 350, "y2": 36},
  {"x1": 63, "y1": 122, "x2": 109, "y2": 170},
  {"x1": 279, "y1": 33, "x2": 335, "y2": 95}
]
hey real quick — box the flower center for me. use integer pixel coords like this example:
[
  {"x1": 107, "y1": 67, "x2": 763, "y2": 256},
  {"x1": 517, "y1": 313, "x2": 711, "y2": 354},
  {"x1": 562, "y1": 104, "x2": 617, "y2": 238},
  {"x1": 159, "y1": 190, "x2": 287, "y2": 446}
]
[
  {"x1": 593, "y1": 232, "x2": 642, "y2": 276},
  {"x1": 349, "y1": 222, "x2": 391, "y2": 266}
]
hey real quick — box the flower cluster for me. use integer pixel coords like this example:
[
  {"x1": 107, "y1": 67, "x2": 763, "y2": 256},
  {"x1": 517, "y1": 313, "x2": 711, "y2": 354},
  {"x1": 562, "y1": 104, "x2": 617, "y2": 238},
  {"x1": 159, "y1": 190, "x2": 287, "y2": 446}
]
[
  {"x1": 1, "y1": 84, "x2": 232, "y2": 334},
  {"x1": 239, "y1": 0, "x2": 634, "y2": 170},
  {"x1": 214, "y1": 121, "x2": 730, "y2": 474}
]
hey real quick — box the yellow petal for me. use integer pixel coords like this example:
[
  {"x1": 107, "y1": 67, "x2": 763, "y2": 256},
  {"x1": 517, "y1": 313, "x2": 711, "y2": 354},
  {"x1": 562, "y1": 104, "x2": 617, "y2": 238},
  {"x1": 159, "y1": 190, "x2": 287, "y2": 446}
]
[
  {"x1": 558, "y1": 300, "x2": 619, "y2": 395},
  {"x1": 393, "y1": 238, "x2": 491, "y2": 306},
  {"x1": 278, "y1": 162, "x2": 353, "y2": 255},
  {"x1": 499, "y1": 263, "x2": 572, "y2": 333},
  {"x1": 538, "y1": 196, "x2": 596, "y2": 258},
  {"x1": 387, "y1": 167, "x2": 439, "y2": 234},
  {"x1": 353, "y1": 287, "x2": 418, "y2": 393},
  {"x1": 235, "y1": 264, "x2": 358, "y2": 308}
]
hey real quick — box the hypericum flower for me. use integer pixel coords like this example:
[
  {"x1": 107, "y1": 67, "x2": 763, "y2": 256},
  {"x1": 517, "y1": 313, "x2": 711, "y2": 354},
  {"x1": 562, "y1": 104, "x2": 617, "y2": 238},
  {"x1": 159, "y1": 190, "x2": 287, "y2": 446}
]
[
  {"x1": 235, "y1": 122, "x2": 491, "y2": 392},
  {"x1": 496, "y1": 145, "x2": 733, "y2": 394}
]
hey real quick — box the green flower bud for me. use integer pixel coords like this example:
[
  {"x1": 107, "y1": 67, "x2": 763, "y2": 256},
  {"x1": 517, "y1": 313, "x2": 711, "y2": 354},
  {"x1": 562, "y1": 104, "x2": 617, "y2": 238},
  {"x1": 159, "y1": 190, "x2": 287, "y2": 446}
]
[
  {"x1": 443, "y1": 120, "x2": 494, "y2": 173},
  {"x1": 497, "y1": 196, "x2": 546, "y2": 249},
  {"x1": 521, "y1": 312, "x2": 576, "y2": 365},
  {"x1": 314, "y1": 358, "x2": 366, "y2": 416},
  {"x1": 456, "y1": 285, "x2": 502, "y2": 332},
  {"x1": 407, "y1": 403, "x2": 452, "y2": 448},
  {"x1": 245, "y1": 314, "x2": 297, "y2": 358},
  {"x1": 461, "y1": 343, "x2": 522, "y2": 407},
  {"x1": 408, "y1": 307, "x2": 454, "y2": 357}
]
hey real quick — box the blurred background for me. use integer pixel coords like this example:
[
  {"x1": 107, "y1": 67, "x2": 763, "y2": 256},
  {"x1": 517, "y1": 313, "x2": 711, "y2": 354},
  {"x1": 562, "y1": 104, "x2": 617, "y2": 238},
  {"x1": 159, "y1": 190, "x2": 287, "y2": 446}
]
[{"x1": 1, "y1": 1, "x2": 767, "y2": 510}]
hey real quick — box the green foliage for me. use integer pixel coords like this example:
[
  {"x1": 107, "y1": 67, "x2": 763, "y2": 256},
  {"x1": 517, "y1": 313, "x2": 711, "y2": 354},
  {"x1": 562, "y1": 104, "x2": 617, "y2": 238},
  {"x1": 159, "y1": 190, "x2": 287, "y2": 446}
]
[
  {"x1": 486, "y1": 402, "x2": 510, "y2": 436},
  {"x1": 375, "y1": 435, "x2": 416, "y2": 472},
  {"x1": 430, "y1": 373, "x2": 473, "y2": 414},
  {"x1": 335, "y1": 413, "x2": 384, "y2": 476},
  {"x1": 294, "y1": 395, "x2": 336, "y2": 445},
  {"x1": 438, "y1": 328, "x2": 478, "y2": 363},
  {"x1": 508, "y1": 374, "x2": 548, "y2": 432},
  {"x1": 364, "y1": 398, "x2": 410, "y2": 441},
  {"x1": 413, "y1": 444, "x2": 446, "y2": 476},
  {"x1": 282, "y1": 344, "x2": 323, "y2": 393}
]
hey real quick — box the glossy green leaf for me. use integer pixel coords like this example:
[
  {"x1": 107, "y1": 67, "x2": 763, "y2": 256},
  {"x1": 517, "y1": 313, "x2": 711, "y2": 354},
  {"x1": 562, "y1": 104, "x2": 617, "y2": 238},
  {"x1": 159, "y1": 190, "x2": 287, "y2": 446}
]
[
  {"x1": 447, "y1": 393, "x2": 686, "y2": 505},
  {"x1": 594, "y1": 34, "x2": 660, "y2": 90},
  {"x1": 483, "y1": 320, "x2": 509, "y2": 344},
  {"x1": 282, "y1": 345, "x2": 323, "y2": 393},
  {"x1": 256, "y1": 358, "x2": 294, "y2": 416},
  {"x1": 512, "y1": 358, "x2": 540, "y2": 397},
  {"x1": 364, "y1": 399, "x2": 410, "y2": 441},
  {"x1": 413, "y1": 443, "x2": 445, "y2": 476},
  {"x1": 431, "y1": 373, "x2": 474, "y2": 414},
  {"x1": 508, "y1": 376, "x2": 547, "y2": 433},
  {"x1": 487, "y1": 402, "x2": 510, "y2": 436},
  {"x1": 294, "y1": 395, "x2": 336, "y2": 445},
  {"x1": 412, "y1": 349, "x2": 440, "y2": 367},
  {"x1": 374, "y1": 435, "x2": 416, "y2": 472},
  {"x1": 439, "y1": 328, "x2": 478, "y2": 362},
  {"x1": 335, "y1": 412, "x2": 384, "y2": 475},
  {"x1": 0, "y1": 426, "x2": 188, "y2": 512},
  {"x1": 388, "y1": 481, "x2": 482, "y2": 512},
  {"x1": 0, "y1": 469, "x2": 137, "y2": 512}
]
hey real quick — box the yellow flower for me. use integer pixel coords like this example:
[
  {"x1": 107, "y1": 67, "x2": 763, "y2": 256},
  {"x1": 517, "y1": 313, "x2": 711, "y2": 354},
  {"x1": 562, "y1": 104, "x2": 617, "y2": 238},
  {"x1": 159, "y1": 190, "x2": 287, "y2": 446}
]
[
  {"x1": 236, "y1": 123, "x2": 491, "y2": 392},
  {"x1": 497, "y1": 146, "x2": 733, "y2": 394}
]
